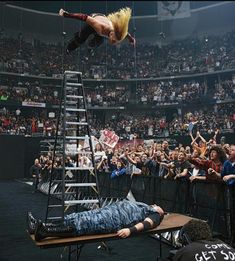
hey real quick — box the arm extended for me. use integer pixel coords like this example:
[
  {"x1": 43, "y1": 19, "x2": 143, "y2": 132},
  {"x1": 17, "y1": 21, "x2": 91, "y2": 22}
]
[
  {"x1": 59, "y1": 8, "x2": 106, "y2": 36},
  {"x1": 117, "y1": 206, "x2": 164, "y2": 238}
]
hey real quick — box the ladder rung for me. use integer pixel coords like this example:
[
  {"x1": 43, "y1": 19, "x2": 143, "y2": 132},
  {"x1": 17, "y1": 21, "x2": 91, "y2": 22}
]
[
  {"x1": 66, "y1": 77, "x2": 80, "y2": 80},
  {"x1": 66, "y1": 95, "x2": 84, "y2": 99},
  {"x1": 65, "y1": 167, "x2": 94, "y2": 170},
  {"x1": 65, "y1": 136, "x2": 88, "y2": 140},
  {"x1": 65, "y1": 100, "x2": 79, "y2": 104},
  {"x1": 40, "y1": 139, "x2": 58, "y2": 143},
  {"x1": 65, "y1": 183, "x2": 97, "y2": 187},
  {"x1": 46, "y1": 217, "x2": 63, "y2": 220},
  {"x1": 48, "y1": 205, "x2": 63, "y2": 208},
  {"x1": 65, "y1": 108, "x2": 86, "y2": 112},
  {"x1": 52, "y1": 192, "x2": 76, "y2": 195},
  {"x1": 76, "y1": 151, "x2": 93, "y2": 155},
  {"x1": 65, "y1": 199, "x2": 99, "y2": 205},
  {"x1": 65, "y1": 89, "x2": 82, "y2": 94},
  {"x1": 66, "y1": 122, "x2": 88, "y2": 125},
  {"x1": 65, "y1": 70, "x2": 82, "y2": 75},
  {"x1": 52, "y1": 180, "x2": 76, "y2": 182},
  {"x1": 66, "y1": 83, "x2": 82, "y2": 87},
  {"x1": 65, "y1": 88, "x2": 83, "y2": 93}
]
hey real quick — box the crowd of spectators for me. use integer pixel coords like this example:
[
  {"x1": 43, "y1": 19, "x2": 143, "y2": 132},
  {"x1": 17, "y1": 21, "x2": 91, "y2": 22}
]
[
  {"x1": 0, "y1": 30, "x2": 235, "y2": 79},
  {"x1": 98, "y1": 103, "x2": 235, "y2": 139},
  {"x1": 136, "y1": 80, "x2": 206, "y2": 105},
  {"x1": 32, "y1": 119, "x2": 235, "y2": 245},
  {"x1": 1, "y1": 75, "x2": 234, "y2": 107},
  {"x1": 86, "y1": 85, "x2": 130, "y2": 107},
  {"x1": 35, "y1": 130, "x2": 235, "y2": 189},
  {"x1": 168, "y1": 103, "x2": 235, "y2": 136},
  {"x1": 0, "y1": 77, "x2": 60, "y2": 105},
  {"x1": 1, "y1": 103, "x2": 234, "y2": 137},
  {"x1": 212, "y1": 79, "x2": 235, "y2": 101},
  {"x1": 2, "y1": 26, "x2": 233, "y2": 244},
  {"x1": 134, "y1": 78, "x2": 234, "y2": 107},
  {"x1": 0, "y1": 108, "x2": 57, "y2": 136},
  {"x1": 0, "y1": 80, "x2": 131, "y2": 107}
]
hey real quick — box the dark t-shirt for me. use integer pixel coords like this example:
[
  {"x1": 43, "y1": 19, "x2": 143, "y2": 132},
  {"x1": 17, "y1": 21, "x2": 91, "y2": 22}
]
[
  {"x1": 173, "y1": 239, "x2": 235, "y2": 261},
  {"x1": 174, "y1": 160, "x2": 191, "y2": 175},
  {"x1": 163, "y1": 148, "x2": 170, "y2": 156},
  {"x1": 145, "y1": 159, "x2": 160, "y2": 176},
  {"x1": 136, "y1": 161, "x2": 151, "y2": 175},
  {"x1": 30, "y1": 164, "x2": 41, "y2": 177}
]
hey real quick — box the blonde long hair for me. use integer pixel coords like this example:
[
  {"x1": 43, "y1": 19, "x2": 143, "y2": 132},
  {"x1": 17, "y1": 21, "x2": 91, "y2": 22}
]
[{"x1": 107, "y1": 7, "x2": 132, "y2": 42}]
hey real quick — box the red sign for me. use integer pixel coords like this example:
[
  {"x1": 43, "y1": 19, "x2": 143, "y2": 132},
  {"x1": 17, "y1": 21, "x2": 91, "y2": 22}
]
[{"x1": 99, "y1": 129, "x2": 119, "y2": 148}]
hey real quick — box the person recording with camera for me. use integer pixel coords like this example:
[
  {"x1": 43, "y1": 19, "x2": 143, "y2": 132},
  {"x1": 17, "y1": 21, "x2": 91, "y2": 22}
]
[{"x1": 172, "y1": 219, "x2": 235, "y2": 261}]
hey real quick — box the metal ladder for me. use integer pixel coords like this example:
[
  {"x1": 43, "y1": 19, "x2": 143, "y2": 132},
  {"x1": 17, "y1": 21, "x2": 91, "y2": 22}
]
[{"x1": 45, "y1": 71, "x2": 101, "y2": 222}]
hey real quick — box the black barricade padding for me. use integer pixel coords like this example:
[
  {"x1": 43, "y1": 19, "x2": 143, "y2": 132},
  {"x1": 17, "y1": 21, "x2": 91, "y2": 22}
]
[
  {"x1": 97, "y1": 173, "x2": 132, "y2": 198},
  {"x1": 0, "y1": 135, "x2": 25, "y2": 180},
  {"x1": 38, "y1": 169, "x2": 234, "y2": 241},
  {"x1": 24, "y1": 137, "x2": 42, "y2": 178},
  {"x1": 131, "y1": 176, "x2": 189, "y2": 212},
  {"x1": 0, "y1": 136, "x2": 42, "y2": 180},
  {"x1": 189, "y1": 181, "x2": 229, "y2": 236},
  {"x1": 130, "y1": 175, "x2": 231, "y2": 238}
]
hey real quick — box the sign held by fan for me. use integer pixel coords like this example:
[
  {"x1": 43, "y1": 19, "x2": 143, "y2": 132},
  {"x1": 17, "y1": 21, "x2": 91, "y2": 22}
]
[
  {"x1": 99, "y1": 129, "x2": 119, "y2": 148},
  {"x1": 83, "y1": 135, "x2": 98, "y2": 150}
]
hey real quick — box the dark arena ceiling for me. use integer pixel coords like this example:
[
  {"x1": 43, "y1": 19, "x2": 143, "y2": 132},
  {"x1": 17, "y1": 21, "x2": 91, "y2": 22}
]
[
  {"x1": 1, "y1": 1, "x2": 235, "y2": 42},
  {"x1": 4, "y1": 1, "x2": 226, "y2": 15}
]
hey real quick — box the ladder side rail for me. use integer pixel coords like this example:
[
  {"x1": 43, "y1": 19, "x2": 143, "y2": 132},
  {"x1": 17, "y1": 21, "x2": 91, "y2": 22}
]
[
  {"x1": 45, "y1": 75, "x2": 65, "y2": 222},
  {"x1": 75, "y1": 74, "x2": 81, "y2": 214},
  {"x1": 61, "y1": 73, "x2": 68, "y2": 220},
  {"x1": 79, "y1": 73, "x2": 102, "y2": 208}
]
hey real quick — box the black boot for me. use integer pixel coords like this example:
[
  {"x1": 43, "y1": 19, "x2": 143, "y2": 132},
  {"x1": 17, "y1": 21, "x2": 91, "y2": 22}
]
[
  {"x1": 34, "y1": 221, "x2": 76, "y2": 241},
  {"x1": 27, "y1": 212, "x2": 64, "y2": 234}
]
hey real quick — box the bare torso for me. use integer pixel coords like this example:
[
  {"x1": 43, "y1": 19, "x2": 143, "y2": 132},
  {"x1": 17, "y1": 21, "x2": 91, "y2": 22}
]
[{"x1": 89, "y1": 15, "x2": 113, "y2": 38}]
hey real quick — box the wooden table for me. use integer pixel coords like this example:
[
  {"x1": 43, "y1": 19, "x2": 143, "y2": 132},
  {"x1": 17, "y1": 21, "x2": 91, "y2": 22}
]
[{"x1": 30, "y1": 213, "x2": 195, "y2": 249}]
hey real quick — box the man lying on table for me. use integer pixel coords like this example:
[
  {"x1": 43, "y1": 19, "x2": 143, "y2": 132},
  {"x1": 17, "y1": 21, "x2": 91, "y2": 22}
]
[{"x1": 27, "y1": 199, "x2": 164, "y2": 241}]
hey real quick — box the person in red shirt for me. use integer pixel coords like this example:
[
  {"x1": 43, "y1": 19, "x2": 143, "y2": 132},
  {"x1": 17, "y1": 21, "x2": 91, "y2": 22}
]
[
  {"x1": 3, "y1": 117, "x2": 10, "y2": 129},
  {"x1": 31, "y1": 118, "x2": 37, "y2": 133},
  {"x1": 188, "y1": 145, "x2": 227, "y2": 182}
]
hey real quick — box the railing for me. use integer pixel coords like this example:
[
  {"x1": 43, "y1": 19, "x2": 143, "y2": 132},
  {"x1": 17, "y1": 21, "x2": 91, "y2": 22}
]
[
  {"x1": 1, "y1": 67, "x2": 235, "y2": 82},
  {"x1": 38, "y1": 171, "x2": 235, "y2": 243}
]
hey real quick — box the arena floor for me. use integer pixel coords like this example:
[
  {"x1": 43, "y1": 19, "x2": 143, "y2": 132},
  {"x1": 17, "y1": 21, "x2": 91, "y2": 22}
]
[{"x1": 0, "y1": 180, "x2": 172, "y2": 261}]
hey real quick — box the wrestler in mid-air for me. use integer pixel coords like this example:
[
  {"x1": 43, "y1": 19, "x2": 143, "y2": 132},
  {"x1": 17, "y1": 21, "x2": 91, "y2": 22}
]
[{"x1": 58, "y1": 7, "x2": 136, "y2": 53}]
